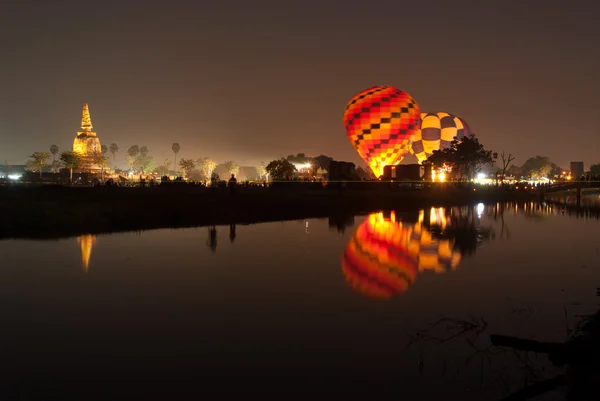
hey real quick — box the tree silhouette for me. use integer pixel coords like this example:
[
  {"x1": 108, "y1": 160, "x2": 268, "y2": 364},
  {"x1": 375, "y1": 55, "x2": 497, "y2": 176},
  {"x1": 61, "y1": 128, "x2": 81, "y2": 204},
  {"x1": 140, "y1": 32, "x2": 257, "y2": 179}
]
[
  {"x1": 427, "y1": 135, "x2": 496, "y2": 181},
  {"x1": 499, "y1": 151, "x2": 515, "y2": 184},
  {"x1": 101, "y1": 144, "x2": 108, "y2": 155},
  {"x1": 172, "y1": 143, "x2": 180, "y2": 171},
  {"x1": 140, "y1": 146, "x2": 148, "y2": 157},
  {"x1": 29, "y1": 152, "x2": 51, "y2": 178},
  {"x1": 266, "y1": 158, "x2": 297, "y2": 180},
  {"x1": 91, "y1": 152, "x2": 109, "y2": 181},
  {"x1": 127, "y1": 145, "x2": 140, "y2": 171},
  {"x1": 50, "y1": 145, "x2": 58, "y2": 163},
  {"x1": 59, "y1": 151, "x2": 81, "y2": 182},
  {"x1": 179, "y1": 158, "x2": 195, "y2": 178},
  {"x1": 109, "y1": 143, "x2": 119, "y2": 162}
]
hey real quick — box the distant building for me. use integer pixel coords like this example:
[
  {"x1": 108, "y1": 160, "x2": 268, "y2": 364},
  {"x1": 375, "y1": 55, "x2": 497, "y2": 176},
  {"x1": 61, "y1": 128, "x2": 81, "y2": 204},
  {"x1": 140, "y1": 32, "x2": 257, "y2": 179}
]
[
  {"x1": 570, "y1": 161, "x2": 584, "y2": 178},
  {"x1": 72, "y1": 103, "x2": 103, "y2": 171}
]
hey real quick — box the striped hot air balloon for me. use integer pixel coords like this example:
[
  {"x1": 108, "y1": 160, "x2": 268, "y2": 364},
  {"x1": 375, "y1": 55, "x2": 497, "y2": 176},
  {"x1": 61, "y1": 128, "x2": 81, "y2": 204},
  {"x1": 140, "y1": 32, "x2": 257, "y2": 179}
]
[
  {"x1": 341, "y1": 213, "x2": 418, "y2": 300},
  {"x1": 409, "y1": 112, "x2": 471, "y2": 164},
  {"x1": 341, "y1": 209, "x2": 463, "y2": 300},
  {"x1": 343, "y1": 86, "x2": 421, "y2": 177}
]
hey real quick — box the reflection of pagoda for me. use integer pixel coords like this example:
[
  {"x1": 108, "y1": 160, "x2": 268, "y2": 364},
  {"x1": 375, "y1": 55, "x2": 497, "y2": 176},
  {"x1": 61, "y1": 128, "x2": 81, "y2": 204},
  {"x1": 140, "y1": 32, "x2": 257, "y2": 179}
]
[
  {"x1": 72, "y1": 103, "x2": 102, "y2": 171},
  {"x1": 77, "y1": 235, "x2": 96, "y2": 271}
]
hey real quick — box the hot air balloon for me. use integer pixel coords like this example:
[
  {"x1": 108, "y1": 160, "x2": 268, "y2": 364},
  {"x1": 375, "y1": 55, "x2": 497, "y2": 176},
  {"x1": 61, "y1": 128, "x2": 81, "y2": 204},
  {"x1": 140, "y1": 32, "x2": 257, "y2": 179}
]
[
  {"x1": 343, "y1": 86, "x2": 421, "y2": 177},
  {"x1": 341, "y1": 212, "x2": 418, "y2": 300},
  {"x1": 409, "y1": 112, "x2": 471, "y2": 164},
  {"x1": 341, "y1": 209, "x2": 462, "y2": 300}
]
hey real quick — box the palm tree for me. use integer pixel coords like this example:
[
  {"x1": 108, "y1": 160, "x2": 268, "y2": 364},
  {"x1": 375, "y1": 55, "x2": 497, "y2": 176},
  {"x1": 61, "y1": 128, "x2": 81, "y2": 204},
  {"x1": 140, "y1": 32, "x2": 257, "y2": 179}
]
[
  {"x1": 140, "y1": 146, "x2": 148, "y2": 157},
  {"x1": 127, "y1": 145, "x2": 140, "y2": 172},
  {"x1": 101, "y1": 144, "x2": 108, "y2": 155},
  {"x1": 59, "y1": 151, "x2": 81, "y2": 182},
  {"x1": 109, "y1": 143, "x2": 119, "y2": 165},
  {"x1": 29, "y1": 152, "x2": 51, "y2": 179},
  {"x1": 172, "y1": 143, "x2": 180, "y2": 172},
  {"x1": 50, "y1": 145, "x2": 58, "y2": 163}
]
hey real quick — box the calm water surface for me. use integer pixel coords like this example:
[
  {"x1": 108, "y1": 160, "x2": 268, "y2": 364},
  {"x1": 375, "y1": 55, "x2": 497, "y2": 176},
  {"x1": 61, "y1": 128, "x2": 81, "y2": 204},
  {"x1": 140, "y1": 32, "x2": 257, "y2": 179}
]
[{"x1": 1, "y1": 202, "x2": 599, "y2": 399}]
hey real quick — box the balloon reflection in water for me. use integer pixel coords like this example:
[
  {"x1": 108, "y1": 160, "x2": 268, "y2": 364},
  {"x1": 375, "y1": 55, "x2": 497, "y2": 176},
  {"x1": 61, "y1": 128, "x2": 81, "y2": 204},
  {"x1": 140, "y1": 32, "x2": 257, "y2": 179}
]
[
  {"x1": 77, "y1": 234, "x2": 96, "y2": 272},
  {"x1": 342, "y1": 209, "x2": 461, "y2": 300}
]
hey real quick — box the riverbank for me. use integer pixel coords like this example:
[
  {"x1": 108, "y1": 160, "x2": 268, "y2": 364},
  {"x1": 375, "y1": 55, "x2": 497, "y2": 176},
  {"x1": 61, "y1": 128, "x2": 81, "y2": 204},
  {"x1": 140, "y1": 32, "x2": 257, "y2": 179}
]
[{"x1": 0, "y1": 184, "x2": 537, "y2": 239}]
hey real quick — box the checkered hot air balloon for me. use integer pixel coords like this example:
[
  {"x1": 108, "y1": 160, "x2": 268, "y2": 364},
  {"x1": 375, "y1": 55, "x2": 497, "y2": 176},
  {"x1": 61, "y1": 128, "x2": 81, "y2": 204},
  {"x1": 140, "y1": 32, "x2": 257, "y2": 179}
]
[
  {"x1": 341, "y1": 213, "x2": 418, "y2": 300},
  {"x1": 404, "y1": 209, "x2": 462, "y2": 273},
  {"x1": 343, "y1": 86, "x2": 421, "y2": 177},
  {"x1": 341, "y1": 210, "x2": 462, "y2": 300},
  {"x1": 409, "y1": 112, "x2": 471, "y2": 164}
]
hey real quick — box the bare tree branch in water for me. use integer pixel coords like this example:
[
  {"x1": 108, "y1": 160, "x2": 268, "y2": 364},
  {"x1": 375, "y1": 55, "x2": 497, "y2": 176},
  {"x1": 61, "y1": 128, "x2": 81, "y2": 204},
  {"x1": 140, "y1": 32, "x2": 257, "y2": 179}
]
[{"x1": 407, "y1": 316, "x2": 488, "y2": 347}]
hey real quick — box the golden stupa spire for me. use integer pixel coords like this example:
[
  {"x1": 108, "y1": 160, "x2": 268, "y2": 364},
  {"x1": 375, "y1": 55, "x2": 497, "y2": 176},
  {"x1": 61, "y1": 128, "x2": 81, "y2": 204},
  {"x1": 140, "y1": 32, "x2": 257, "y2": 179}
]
[
  {"x1": 77, "y1": 234, "x2": 96, "y2": 272},
  {"x1": 81, "y1": 102, "x2": 93, "y2": 131}
]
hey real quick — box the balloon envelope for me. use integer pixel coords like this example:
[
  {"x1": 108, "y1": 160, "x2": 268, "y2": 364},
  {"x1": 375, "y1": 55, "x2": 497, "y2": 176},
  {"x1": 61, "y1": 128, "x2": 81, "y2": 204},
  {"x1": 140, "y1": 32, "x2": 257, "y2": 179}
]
[
  {"x1": 343, "y1": 86, "x2": 420, "y2": 177},
  {"x1": 341, "y1": 210, "x2": 462, "y2": 300},
  {"x1": 409, "y1": 112, "x2": 471, "y2": 164}
]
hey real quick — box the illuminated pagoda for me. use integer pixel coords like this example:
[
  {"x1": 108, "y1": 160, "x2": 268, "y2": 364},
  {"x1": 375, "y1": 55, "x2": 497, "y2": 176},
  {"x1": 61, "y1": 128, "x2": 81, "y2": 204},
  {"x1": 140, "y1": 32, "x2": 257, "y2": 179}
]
[{"x1": 72, "y1": 103, "x2": 103, "y2": 170}]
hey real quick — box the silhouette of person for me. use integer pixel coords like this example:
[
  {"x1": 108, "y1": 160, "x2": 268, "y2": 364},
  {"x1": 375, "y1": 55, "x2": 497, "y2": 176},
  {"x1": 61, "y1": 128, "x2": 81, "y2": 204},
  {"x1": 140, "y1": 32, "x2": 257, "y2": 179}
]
[
  {"x1": 228, "y1": 174, "x2": 237, "y2": 186},
  {"x1": 229, "y1": 224, "x2": 236, "y2": 243},
  {"x1": 228, "y1": 174, "x2": 237, "y2": 194},
  {"x1": 207, "y1": 225, "x2": 217, "y2": 253}
]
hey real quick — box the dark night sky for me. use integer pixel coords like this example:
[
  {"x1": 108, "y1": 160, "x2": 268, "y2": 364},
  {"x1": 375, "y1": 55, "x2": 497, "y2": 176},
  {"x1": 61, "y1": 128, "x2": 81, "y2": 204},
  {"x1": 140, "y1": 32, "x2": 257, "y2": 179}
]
[{"x1": 1, "y1": 0, "x2": 599, "y2": 169}]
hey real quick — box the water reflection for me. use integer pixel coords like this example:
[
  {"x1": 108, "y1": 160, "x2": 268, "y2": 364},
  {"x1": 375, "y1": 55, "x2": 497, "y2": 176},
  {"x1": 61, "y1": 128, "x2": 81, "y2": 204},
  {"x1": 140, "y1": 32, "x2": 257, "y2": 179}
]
[
  {"x1": 207, "y1": 225, "x2": 217, "y2": 252},
  {"x1": 76, "y1": 234, "x2": 96, "y2": 271},
  {"x1": 341, "y1": 209, "x2": 464, "y2": 300}
]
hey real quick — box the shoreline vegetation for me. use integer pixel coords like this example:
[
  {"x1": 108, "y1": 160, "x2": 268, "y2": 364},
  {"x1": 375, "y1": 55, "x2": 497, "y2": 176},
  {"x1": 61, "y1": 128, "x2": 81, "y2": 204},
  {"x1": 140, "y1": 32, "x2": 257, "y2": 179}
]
[{"x1": 0, "y1": 183, "x2": 541, "y2": 240}]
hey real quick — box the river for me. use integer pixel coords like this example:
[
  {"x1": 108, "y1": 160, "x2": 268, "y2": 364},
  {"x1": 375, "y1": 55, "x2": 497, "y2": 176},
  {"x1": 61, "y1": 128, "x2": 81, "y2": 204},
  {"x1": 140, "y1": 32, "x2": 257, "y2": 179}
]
[{"x1": 1, "y1": 202, "x2": 598, "y2": 399}]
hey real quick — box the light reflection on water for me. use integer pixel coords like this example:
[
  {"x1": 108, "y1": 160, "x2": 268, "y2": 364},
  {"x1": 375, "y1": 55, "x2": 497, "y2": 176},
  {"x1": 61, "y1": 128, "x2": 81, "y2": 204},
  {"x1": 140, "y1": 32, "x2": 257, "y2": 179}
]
[{"x1": 1, "y1": 202, "x2": 599, "y2": 399}]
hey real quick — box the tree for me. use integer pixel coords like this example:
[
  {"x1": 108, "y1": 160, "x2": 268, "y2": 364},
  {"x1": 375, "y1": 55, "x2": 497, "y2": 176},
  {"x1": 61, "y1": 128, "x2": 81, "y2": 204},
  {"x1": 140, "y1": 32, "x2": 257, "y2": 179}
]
[
  {"x1": 222, "y1": 160, "x2": 240, "y2": 177},
  {"x1": 265, "y1": 158, "x2": 297, "y2": 180},
  {"x1": 135, "y1": 155, "x2": 155, "y2": 175},
  {"x1": 154, "y1": 165, "x2": 169, "y2": 176},
  {"x1": 589, "y1": 164, "x2": 600, "y2": 176},
  {"x1": 28, "y1": 152, "x2": 51, "y2": 178},
  {"x1": 198, "y1": 157, "x2": 217, "y2": 181},
  {"x1": 172, "y1": 143, "x2": 180, "y2": 168},
  {"x1": 521, "y1": 156, "x2": 555, "y2": 179},
  {"x1": 256, "y1": 161, "x2": 267, "y2": 180},
  {"x1": 50, "y1": 145, "x2": 59, "y2": 163},
  {"x1": 127, "y1": 145, "x2": 140, "y2": 171},
  {"x1": 163, "y1": 158, "x2": 172, "y2": 173},
  {"x1": 179, "y1": 158, "x2": 195, "y2": 178},
  {"x1": 59, "y1": 151, "x2": 81, "y2": 181},
  {"x1": 109, "y1": 143, "x2": 119, "y2": 162},
  {"x1": 91, "y1": 152, "x2": 109, "y2": 181},
  {"x1": 101, "y1": 144, "x2": 108, "y2": 155},
  {"x1": 427, "y1": 135, "x2": 496, "y2": 181},
  {"x1": 499, "y1": 151, "x2": 516, "y2": 184},
  {"x1": 312, "y1": 155, "x2": 334, "y2": 173},
  {"x1": 140, "y1": 146, "x2": 148, "y2": 157}
]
